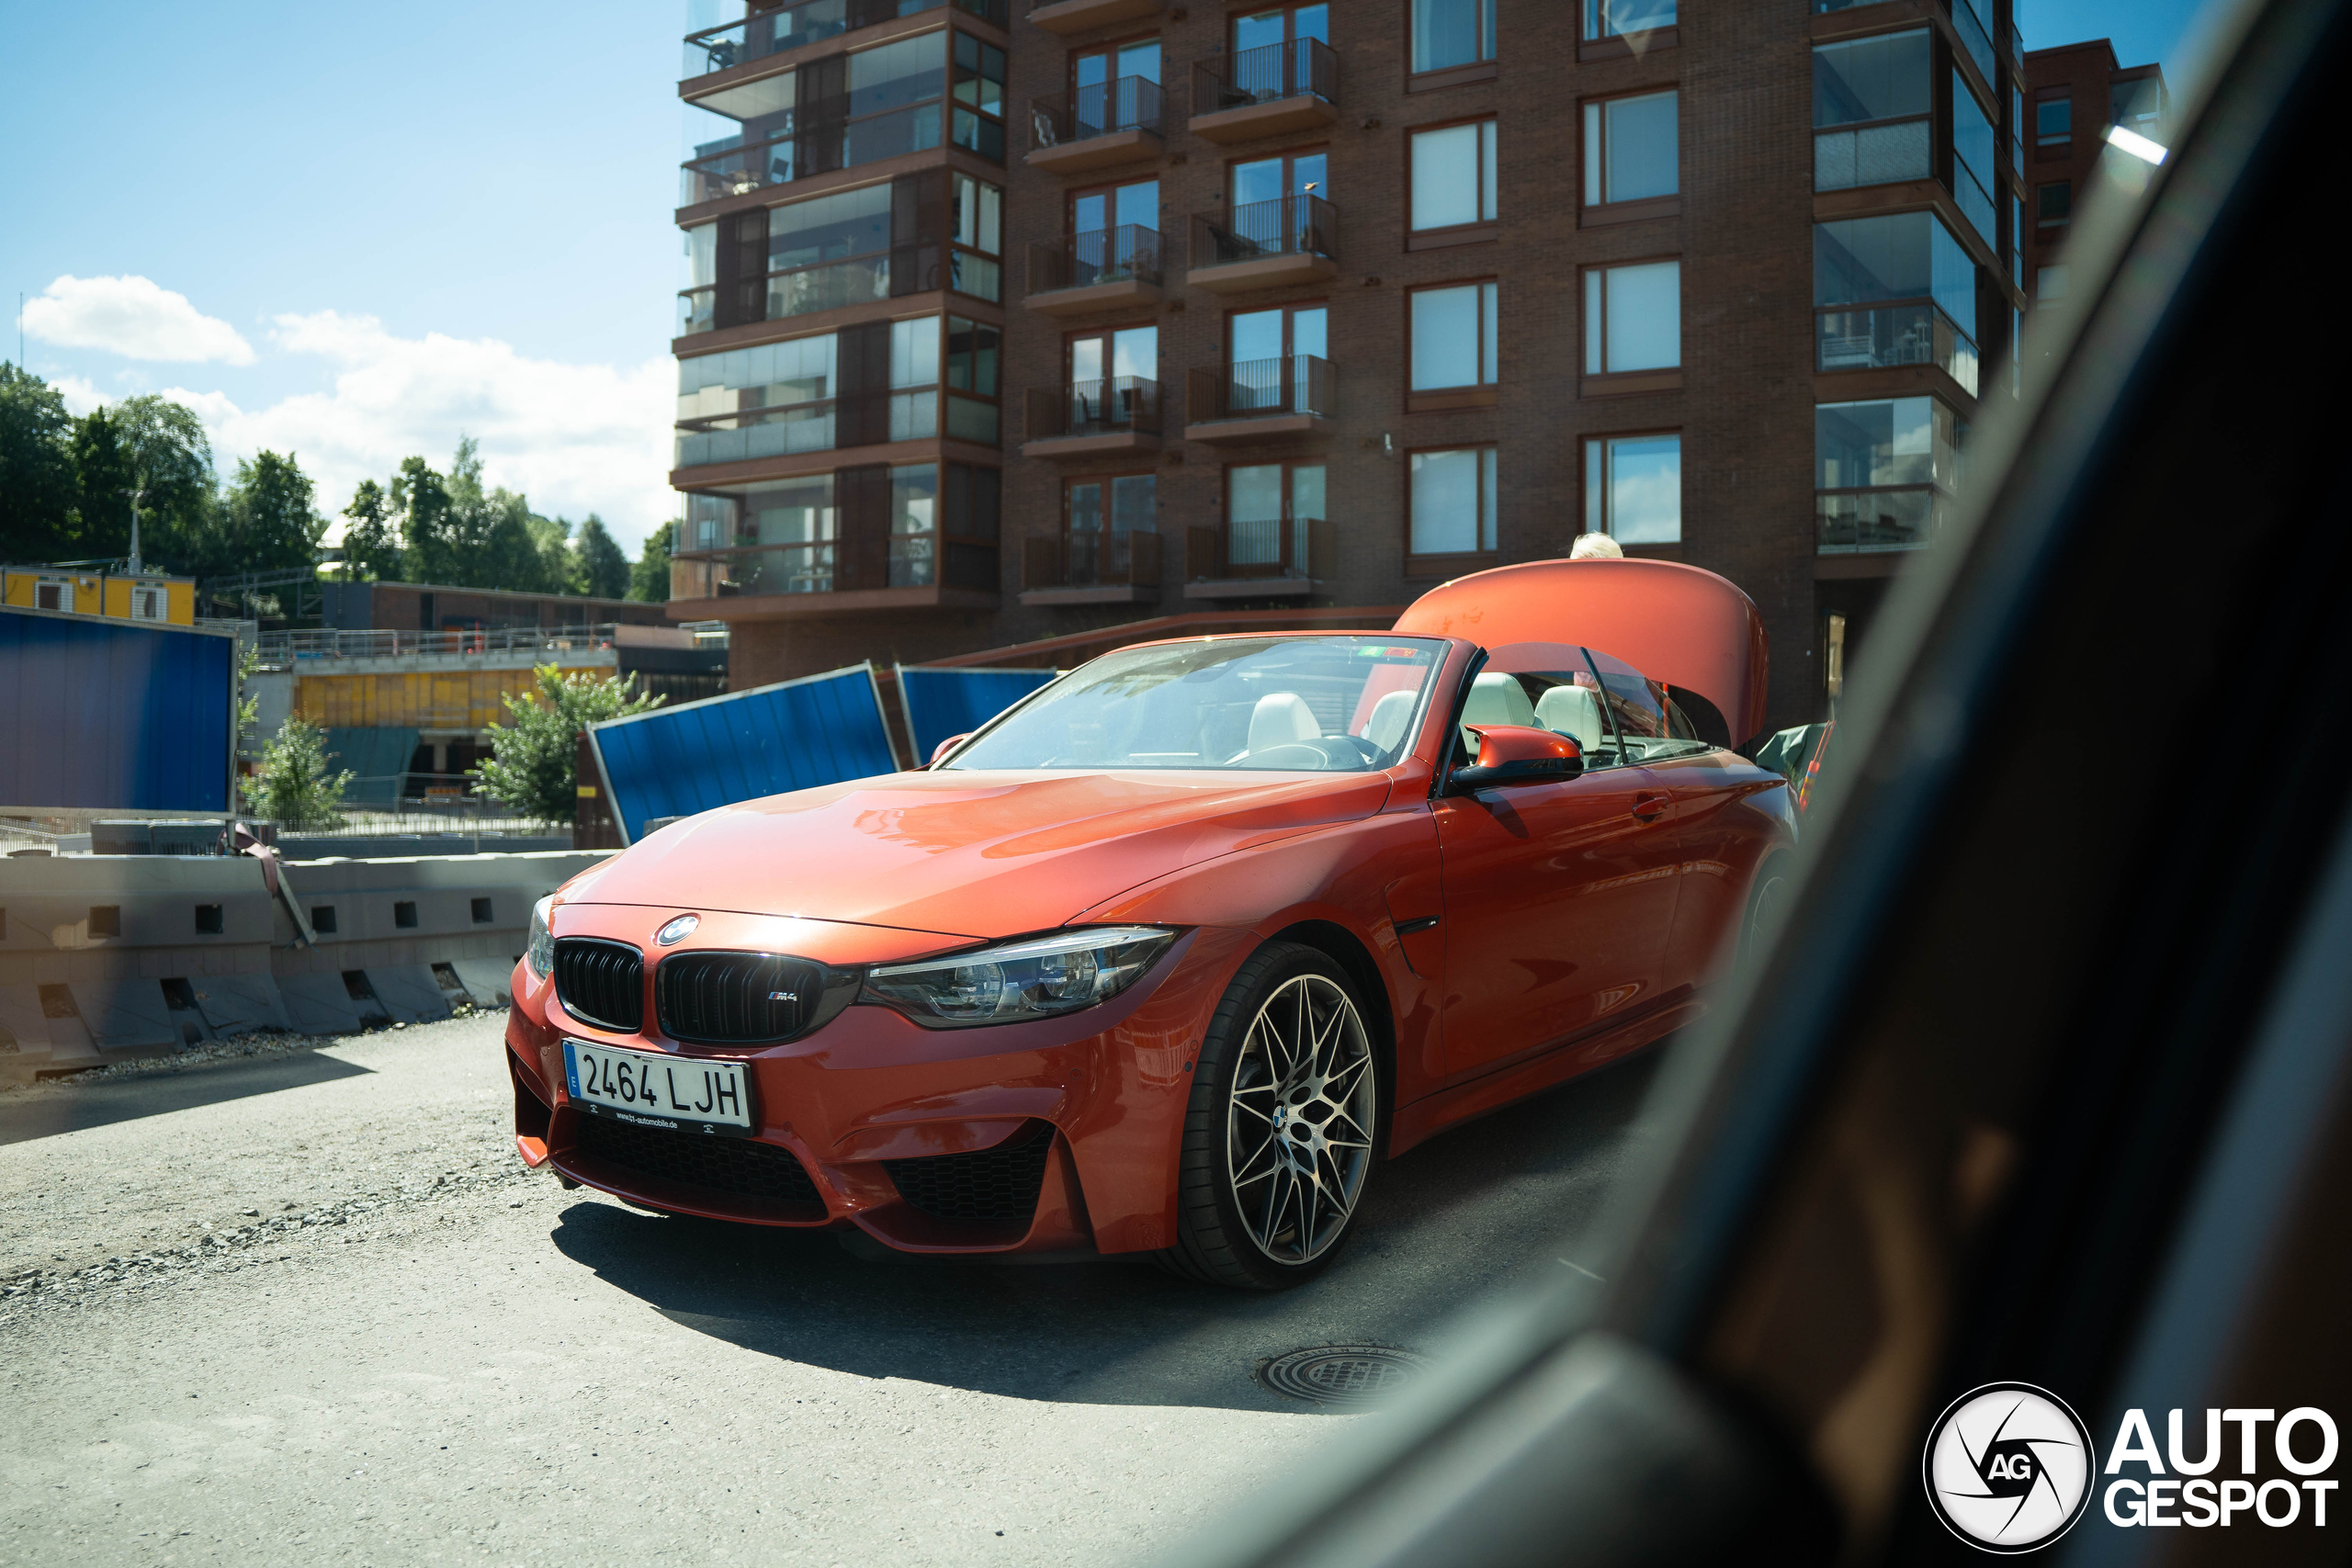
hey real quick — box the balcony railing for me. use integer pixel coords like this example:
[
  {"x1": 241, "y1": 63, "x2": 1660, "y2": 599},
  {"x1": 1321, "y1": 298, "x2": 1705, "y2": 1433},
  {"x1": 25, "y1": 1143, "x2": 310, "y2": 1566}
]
[
  {"x1": 1186, "y1": 515, "x2": 1338, "y2": 581},
  {"x1": 1192, "y1": 38, "x2": 1337, "y2": 115},
  {"x1": 682, "y1": 0, "x2": 1003, "y2": 81},
  {"x1": 1186, "y1": 355, "x2": 1334, "y2": 423},
  {"x1": 1023, "y1": 528, "x2": 1163, "y2": 590},
  {"x1": 680, "y1": 99, "x2": 945, "y2": 204},
  {"x1": 1023, "y1": 377, "x2": 1168, "y2": 441},
  {"x1": 1815, "y1": 303, "x2": 1981, "y2": 396},
  {"x1": 1951, "y1": 0, "x2": 1996, "y2": 86},
  {"x1": 1951, "y1": 155, "x2": 1996, "y2": 253},
  {"x1": 254, "y1": 623, "x2": 640, "y2": 666},
  {"x1": 1814, "y1": 117, "x2": 1930, "y2": 191},
  {"x1": 1189, "y1": 194, "x2": 1339, "y2": 270},
  {"x1": 1816, "y1": 488, "x2": 1942, "y2": 554},
  {"x1": 1028, "y1": 225, "x2": 1168, "y2": 294},
  {"x1": 673, "y1": 388, "x2": 942, "y2": 468},
  {"x1": 1029, "y1": 75, "x2": 1163, "y2": 148},
  {"x1": 672, "y1": 533, "x2": 995, "y2": 597}
]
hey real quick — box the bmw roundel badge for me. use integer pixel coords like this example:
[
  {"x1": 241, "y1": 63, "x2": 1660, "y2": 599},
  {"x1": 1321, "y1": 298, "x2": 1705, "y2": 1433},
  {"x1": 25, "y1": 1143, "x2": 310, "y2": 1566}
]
[{"x1": 655, "y1": 914, "x2": 700, "y2": 946}]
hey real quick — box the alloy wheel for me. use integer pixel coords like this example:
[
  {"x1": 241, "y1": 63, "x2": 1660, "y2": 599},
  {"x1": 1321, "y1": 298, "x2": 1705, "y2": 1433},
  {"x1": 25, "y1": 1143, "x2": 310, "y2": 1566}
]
[{"x1": 1225, "y1": 974, "x2": 1376, "y2": 1265}]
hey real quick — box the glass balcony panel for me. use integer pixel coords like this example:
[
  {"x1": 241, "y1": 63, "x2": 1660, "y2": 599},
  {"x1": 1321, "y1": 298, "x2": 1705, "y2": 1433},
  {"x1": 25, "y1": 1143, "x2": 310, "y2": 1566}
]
[
  {"x1": 889, "y1": 389, "x2": 940, "y2": 442},
  {"x1": 949, "y1": 249, "x2": 1001, "y2": 302},
  {"x1": 672, "y1": 543, "x2": 838, "y2": 594},
  {"x1": 1815, "y1": 304, "x2": 1980, "y2": 395},
  {"x1": 1816, "y1": 490, "x2": 1939, "y2": 553},
  {"x1": 674, "y1": 405, "x2": 839, "y2": 468},
  {"x1": 888, "y1": 533, "x2": 937, "y2": 587},
  {"x1": 945, "y1": 394, "x2": 1000, "y2": 444},
  {"x1": 766, "y1": 257, "x2": 892, "y2": 319},
  {"x1": 1951, "y1": 0, "x2": 1996, "y2": 85},
  {"x1": 677, "y1": 289, "x2": 718, "y2": 336},
  {"x1": 1814, "y1": 118, "x2": 1931, "y2": 190}
]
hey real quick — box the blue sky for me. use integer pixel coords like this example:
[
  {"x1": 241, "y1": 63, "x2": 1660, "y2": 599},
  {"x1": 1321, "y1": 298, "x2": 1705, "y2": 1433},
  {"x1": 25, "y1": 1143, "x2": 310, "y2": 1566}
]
[{"x1": 1, "y1": 0, "x2": 2212, "y2": 552}]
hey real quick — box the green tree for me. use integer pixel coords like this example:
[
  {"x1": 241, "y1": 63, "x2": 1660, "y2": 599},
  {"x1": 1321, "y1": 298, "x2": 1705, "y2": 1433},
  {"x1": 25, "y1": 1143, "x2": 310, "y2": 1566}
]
[
  {"x1": 340, "y1": 479, "x2": 402, "y2": 581},
  {"x1": 107, "y1": 395, "x2": 216, "y2": 574},
  {"x1": 395, "y1": 454, "x2": 462, "y2": 585},
  {"x1": 248, "y1": 715, "x2": 354, "y2": 829},
  {"x1": 628, "y1": 521, "x2": 675, "y2": 603},
  {"x1": 0, "y1": 364, "x2": 78, "y2": 561},
  {"x1": 215, "y1": 451, "x2": 325, "y2": 577},
  {"x1": 528, "y1": 512, "x2": 577, "y2": 593},
  {"x1": 574, "y1": 515, "x2": 629, "y2": 600},
  {"x1": 69, "y1": 405, "x2": 139, "y2": 559},
  {"x1": 471, "y1": 664, "x2": 663, "y2": 826}
]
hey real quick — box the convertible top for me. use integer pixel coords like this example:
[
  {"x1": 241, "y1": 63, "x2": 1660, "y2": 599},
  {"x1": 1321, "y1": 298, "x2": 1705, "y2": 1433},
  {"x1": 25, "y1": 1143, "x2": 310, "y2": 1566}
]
[{"x1": 1392, "y1": 558, "x2": 1770, "y2": 746}]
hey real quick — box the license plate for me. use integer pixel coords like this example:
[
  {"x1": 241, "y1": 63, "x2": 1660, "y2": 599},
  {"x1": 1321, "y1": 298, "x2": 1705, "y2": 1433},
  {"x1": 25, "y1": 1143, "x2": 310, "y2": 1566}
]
[{"x1": 562, "y1": 1040, "x2": 752, "y2": 1136}]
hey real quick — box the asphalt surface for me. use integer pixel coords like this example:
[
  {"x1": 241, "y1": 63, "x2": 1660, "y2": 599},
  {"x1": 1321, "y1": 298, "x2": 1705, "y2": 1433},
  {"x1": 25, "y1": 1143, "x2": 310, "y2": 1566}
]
[{"x1": 0, "y1": 1010, "x2": 1668, "y2": 1566}]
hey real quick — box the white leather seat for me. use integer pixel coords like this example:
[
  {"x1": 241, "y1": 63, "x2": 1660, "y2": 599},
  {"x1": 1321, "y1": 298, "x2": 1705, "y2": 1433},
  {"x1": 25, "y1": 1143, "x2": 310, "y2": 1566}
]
[
  {"x1": 1535, "y1": 683, "x2": 1610, "y2": 755},
  {"x1": 1248, "y1": 692, "x2": 1322, "y2": 755},
  {"x1": 1459, "y1": 671, "x2": 1536, "y2": 752},
  {"x1": 1362, "y1": 689, "x2": 1416, "y2": 754}
]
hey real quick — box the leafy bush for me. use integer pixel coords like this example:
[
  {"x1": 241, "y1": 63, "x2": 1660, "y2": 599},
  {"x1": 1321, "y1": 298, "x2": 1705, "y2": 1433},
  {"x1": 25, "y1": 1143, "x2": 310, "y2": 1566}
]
[
  {"x1": 471, "y1": 664, "x2": 663, "y2": 826},
  {"x1": 248, "y1": 716, "x2": 355, "y2": 830}
]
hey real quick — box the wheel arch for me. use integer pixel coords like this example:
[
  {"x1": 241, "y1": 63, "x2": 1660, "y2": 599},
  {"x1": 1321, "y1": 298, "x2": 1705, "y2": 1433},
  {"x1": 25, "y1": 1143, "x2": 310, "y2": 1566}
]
[{"x1": 1265, "y1": 917, "x2": 1398, "y2": 1156}]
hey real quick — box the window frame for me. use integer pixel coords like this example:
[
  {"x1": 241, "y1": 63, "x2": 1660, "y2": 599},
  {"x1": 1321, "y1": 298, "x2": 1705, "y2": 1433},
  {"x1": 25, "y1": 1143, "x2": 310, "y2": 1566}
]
[
  {"x1": 1405, "y1": 443, "x2": 1500, "y2": 570},
  {"x1": 1811, "y1": 395, "x2": 1960, "y2": 555},
  {"x1": 1582, "y1": 428, "x2": 1683, "y2": 546},
  {"x1": 2035, "y1": 93, "x2": 2073, "y2": 147},
  {"x1": 1406, "y1": 279, "x2": 1499, "y2": 411},
  {"x1": 1582, "y1": 86, "x2": 1682, "y2": 222},
  {"x1": 1405, "y1": 114, "x2": 1499, "y2": 247},
  {"x1": 1580, "y1": 255, "x2": 1684, "y2": 391},
  {"x1": 1221, "y1": 458, "x2": 1330, "y2": 579},
  {"x1": 1406, "y1": 0, "x2": 1498, "y2": 92},
  {"x1": 1579, "y1": 0, "x2": 1678, "y2": 60},
  {"x1": 2036, "y1": 179, "x2": 2073, "y2": 227},
  {"x1": 944, "y1": 314, "x2": 1002, "y2": 445},
  {"x1": 1809, "y1": 28, "x2": 1933, "y2": 197}
]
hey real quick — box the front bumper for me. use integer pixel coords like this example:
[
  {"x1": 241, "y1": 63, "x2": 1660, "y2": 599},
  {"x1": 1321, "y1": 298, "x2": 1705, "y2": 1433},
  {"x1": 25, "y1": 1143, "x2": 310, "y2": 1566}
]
[{"x1": 505, "y1": 920, "x2": 1256, "y2": 1257}]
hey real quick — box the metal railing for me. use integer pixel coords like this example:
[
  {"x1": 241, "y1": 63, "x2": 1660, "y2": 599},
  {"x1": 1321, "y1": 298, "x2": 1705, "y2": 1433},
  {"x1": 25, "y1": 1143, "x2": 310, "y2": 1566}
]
[
  {"x1": 1185, "y1": 516, "x2": 1337, "y2": 581},
  {"x1": 1028, "y1": 225, "x2": 1169, "y2": 293},
  {"x1": 1023, "y1": 377, "x2": 1169, "y2": 440},
  {"x1": 681, "y1": 0, "x2": 1002, "y2": 81},
  {"x1": 1815, "y1": 303, "x2": 1980, "y2": 396},
  {"x1": 1029, "y1": 75, "x2": 1163, "y2": 149},
  {"x1": 1022, "y1": 529, "x2": 1163, "y2": 590},
  {"x1": 1192, "y1": 38, "x2": 1337, "y2": 116},
  {"x1": 1190, "y1": 193, "x2": 1339, "y2": 270},
  {"x1": 1186, "y1": 355, "x2": 1334, "y2": 422},
  {"x1": 256, "y1": 623, "x2": 633, "y2": 665}
]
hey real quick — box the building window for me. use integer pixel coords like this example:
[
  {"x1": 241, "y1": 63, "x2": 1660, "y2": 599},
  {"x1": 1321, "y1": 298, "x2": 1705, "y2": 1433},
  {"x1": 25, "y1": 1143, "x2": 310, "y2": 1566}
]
[
  {"x1": 1582, "y1": 260, "x2": 1680, "y2": 376},
  {"x1": 951, "y1": 31, "x2": 1007, "y2": 159},
  {"x1": 1584, "y1": 90, "x2": 1678, "y2": 205},
  {"x1": 948, "y1": 172, "x2": 1003, "y2": 301},
  {"x1": 1811, "y1": 30, "x2": 1928, "y2": 191},
  {"x1": 1071, "y1": 37, "x2": 1161, "y2": 137},
  {"x1": 674, "y1": 317, "x2": 946, "y2": 468},
  {"x1": 1583, "y1": 434, "x2": 1680, "y2": 543},
  {"x1": 2036, "y1": 96, "x2": 2072, "y2": 146},
  {"x1": 945, "y1": 316, "x2": 1001, "y2": 443},
  {"x1": 1409, "y1": 118, "x2": 1498, "y2": 231},
  {"x1": 1062, "y1": 473, "x2": 1157, "y2": 585},
  {"x1": 1584, "y1": 0, "x2": 1674, "y2": 40},
  {"x1": 1949, "y1": 71, "x2": 1997, "y2": 248},
  {"x1": 679, "y1": 224, "x2": 718, "y2": 335},
  {"x1": 2010, "y1": 82, "x2": 2025, "y2": 172},
  {"x1": 888, "y1": 318, "x2": 941, "y2": 440},
  {"x1": 2009, "y1": 192, "x2": 2024, "y2": 288},
  {"x1": 2037, "y1": 180, "x2": 2073, "y2": 225},
  {"x1": 1410, "y1": 0, "x2": 1495, "y2": 75},
  {"x1": 763, "y1": 183, "x2": 893, "y2": 321},
  {"x1": 889, "y1": 462, "x2": 938, "y2": 587},
  {"x1": 1814, "y1": 211, "x2": 1979, "y2": 394},
  {"x1": 2111, "y1": 77, "x2": 2165, "y2": 136},
  {"x1": 1409, "y1": 282, "x2": 1498, "y2": 391},
  {"x1": 1408, "y1": 447, "x2": 1497, "y2": 558},
  {"x1": 1815, "y1": 396, "x2": 1961, "y2": 552},
  {"x1": 1226, "y1": 461, "x2": 1328, "y2": 575}
]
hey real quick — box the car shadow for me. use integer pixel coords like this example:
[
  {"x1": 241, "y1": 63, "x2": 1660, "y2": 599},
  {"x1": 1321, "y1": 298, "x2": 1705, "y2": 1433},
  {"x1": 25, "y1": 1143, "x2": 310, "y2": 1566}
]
[
  {"x1": 548, "y1": 1045, "x2": 1667, "y2": 1412},
  {"x1": 0, "y1": 1050, "x2": 375, "y2": 1145}
]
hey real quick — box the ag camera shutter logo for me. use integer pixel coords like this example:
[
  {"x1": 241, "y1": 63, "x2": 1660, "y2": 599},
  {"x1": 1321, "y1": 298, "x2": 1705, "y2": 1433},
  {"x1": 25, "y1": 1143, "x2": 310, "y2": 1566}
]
[{"x1": 1923, "y1": 1383, "x2": 2096, "y2": 1552}]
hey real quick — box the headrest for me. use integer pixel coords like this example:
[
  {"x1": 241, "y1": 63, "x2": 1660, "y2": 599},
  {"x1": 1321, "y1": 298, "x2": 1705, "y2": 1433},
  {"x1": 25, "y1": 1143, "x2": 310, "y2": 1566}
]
[
  {"x1": 1363, "y1": 689, "x2": 1416, "y2": 754},
  {"x1": 1460, "y1": 671, "x2": 1536, "y2": 749},
  {"x1": 1534, "y1": 683, "x2": 1609, "y2": 753},
  {"x1": 1248, "y1": 692, "x2": 1322, "y2": 754}
]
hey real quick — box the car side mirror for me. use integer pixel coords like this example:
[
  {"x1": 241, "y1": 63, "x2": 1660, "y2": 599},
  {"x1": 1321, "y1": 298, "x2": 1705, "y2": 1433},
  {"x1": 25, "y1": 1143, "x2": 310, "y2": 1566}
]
[
  {"x1": 928, "y1": 733, "x2": 971, "y2": 767},
  {"x1": 1448, "y1": 725, "x2": 1583, "y2": 793}
]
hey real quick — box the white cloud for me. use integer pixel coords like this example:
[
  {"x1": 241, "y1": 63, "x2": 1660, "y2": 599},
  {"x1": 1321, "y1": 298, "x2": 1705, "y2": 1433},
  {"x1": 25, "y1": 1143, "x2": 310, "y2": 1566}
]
[
  {"x1": 74, "y1": 312, "x2": 677, "y2": 551},
  {"x1": 24, "y1": 275, "x2": 255, "y2": 366},
  {"x1": 53, "y1": 376, "x2": 107, "y2": 417}
]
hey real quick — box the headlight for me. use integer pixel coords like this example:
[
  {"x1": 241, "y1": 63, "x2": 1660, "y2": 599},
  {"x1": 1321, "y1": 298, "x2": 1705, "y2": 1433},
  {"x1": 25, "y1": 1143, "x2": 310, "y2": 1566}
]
[
  {"x1": 527, "y1": 896, "x2": 556, "y2": 978},
  {"x1": 862, "y1": 927, "x2": 1175, "y2": 1028}
]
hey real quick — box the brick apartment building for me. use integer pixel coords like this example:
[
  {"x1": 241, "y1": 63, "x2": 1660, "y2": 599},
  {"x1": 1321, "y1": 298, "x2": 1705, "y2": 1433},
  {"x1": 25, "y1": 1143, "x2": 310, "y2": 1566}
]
[
  {"x1": 664, "y1": 0, "x2": 2036, "y2": 736},
  {"x1": 2019, "y1": 39, "x2": 2167, "y2": 316}
]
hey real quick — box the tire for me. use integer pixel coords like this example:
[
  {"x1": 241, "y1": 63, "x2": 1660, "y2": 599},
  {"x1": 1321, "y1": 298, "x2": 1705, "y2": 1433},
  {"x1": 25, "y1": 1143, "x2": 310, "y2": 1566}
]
[
  {"x1": 1737, "y1": 852, "x2": 1792, "y2": 970},
  {"x1": 1159, "y1": 942, "x2": 1383, "y2": 1291}
]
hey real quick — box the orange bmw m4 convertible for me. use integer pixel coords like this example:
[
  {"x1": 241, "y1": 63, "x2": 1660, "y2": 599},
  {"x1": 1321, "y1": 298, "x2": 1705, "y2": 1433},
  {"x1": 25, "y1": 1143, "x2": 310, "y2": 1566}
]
[{"x1": 503, "y1": 558, "x2": 1794, "y2": 1288}]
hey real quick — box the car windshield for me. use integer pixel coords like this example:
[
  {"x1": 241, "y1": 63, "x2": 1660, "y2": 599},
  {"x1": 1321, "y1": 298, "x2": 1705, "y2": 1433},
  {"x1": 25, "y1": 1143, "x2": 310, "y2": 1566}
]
[{"x1": 944, "y1": 636, "x2": 1448, "y2": 772}]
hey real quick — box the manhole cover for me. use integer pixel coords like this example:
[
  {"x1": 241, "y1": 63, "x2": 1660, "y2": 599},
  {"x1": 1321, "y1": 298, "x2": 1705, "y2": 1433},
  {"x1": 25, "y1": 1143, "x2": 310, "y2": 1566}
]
[{"x1": 1259, "y1": 1345, "x2": 1430, "y2": 1406}]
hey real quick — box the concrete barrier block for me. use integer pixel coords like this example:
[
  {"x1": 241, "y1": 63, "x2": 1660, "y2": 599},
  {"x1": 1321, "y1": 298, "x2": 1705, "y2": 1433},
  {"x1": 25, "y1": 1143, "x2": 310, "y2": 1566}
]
[
  {"x1": 75, "y1": 980, "x2": 177, "y2": 1054},
  {"x1": 191, "y1": 974, "x2": 290, "y2": 1037},
  {"x1": 277, "y1": 972, "x2": 369, "y2": 1035},
  {"x1": 366, "y1": 964, "x2": 451, "y2": 1025},
  {"x1": 448, "y1": 957, "x2": 518, "y2": 1008}
]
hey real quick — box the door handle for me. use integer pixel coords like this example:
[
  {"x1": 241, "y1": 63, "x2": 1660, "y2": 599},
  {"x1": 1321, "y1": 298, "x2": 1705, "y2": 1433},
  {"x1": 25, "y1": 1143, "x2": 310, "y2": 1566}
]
[{"x1": 1632, "y1": 792, "x2": 1669, "y2": 821}]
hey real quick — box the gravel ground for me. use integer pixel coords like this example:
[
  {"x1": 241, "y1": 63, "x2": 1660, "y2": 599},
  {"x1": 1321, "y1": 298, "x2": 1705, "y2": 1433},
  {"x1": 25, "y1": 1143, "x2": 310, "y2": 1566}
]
[{"x1": 0, "y1": 1009, "x2": 1664, "y2": 1566}]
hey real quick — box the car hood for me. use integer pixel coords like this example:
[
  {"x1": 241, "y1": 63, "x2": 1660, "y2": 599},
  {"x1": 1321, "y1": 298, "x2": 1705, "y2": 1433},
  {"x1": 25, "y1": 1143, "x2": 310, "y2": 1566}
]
[{"x1": 565, "y1": 769, "x2": 1393, "y2": 941}]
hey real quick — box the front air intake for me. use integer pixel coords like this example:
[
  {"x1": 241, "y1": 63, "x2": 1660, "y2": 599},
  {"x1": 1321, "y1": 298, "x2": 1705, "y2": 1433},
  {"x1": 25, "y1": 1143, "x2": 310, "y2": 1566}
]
[
  {"x1": 552, "y1": 937, "x2": 645, "y2": 1032},
  {"x1": 656, "y1": 950, "x2": 830, "y2": 1044}
]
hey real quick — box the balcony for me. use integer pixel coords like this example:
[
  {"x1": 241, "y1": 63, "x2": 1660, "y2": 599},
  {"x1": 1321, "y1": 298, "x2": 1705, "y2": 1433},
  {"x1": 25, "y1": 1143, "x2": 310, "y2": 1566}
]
[
  {"x1": 1189, "y1": 39, "x2": 1338, "y2": 142},
  {"x1": 1814, "y1": 117, "x2": 1930, "y2": 192},
  {"x1": 1183, "y1": 355, "x2": 1334, "y2": 444},
  {"x1": 1025, "y1": 0, "x2": 1161, "y2": 36},
  {"x1": 1020, "y1": 529, "x2": 1163, "y2": 604},
  {"x1": 1025, "y1": 78, "x2": 1163, "y2": 173},
  {"x1": 1021, "y1": 377, "x2": 1167, "y2": 458},
  {"x1": 669, "y1": 535, "x2": 998, "y2": 615},
  {"x1": 1816, "y1": 303, "x2": 1980, "y2": 397},
  {"x1": 1025, "y1": 225, "x2": 1169, "y2": 315},
  {"x1": 1183, "y1": 516, "x2": 1338, "y2": 600},
  {"x1": 682, "y1": 0, "x2": 1003, "y2": 96},
  {"x1": 1186, "y1": 195, "x2": 1339, "y2": 292},
  {"x1": 679, "y1": 98, "x2": 947, "y2": 206},
  {"x1": 1816, "y1": 489, "x2": 1941, "y2": 555}
]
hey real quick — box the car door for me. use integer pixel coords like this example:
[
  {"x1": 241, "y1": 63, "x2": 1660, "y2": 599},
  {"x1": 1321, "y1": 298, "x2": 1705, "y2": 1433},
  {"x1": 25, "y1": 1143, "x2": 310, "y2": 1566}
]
[{"x1": 1434, "y1": 647, "x2": 1683, "y2": 1081}]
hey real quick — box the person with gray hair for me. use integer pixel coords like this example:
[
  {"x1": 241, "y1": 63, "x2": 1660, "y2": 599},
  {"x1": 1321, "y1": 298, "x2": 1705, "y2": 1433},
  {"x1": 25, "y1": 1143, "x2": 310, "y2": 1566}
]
[{"x1": 1569, "y1": 533, "x2": 1624, "y2": 559}]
